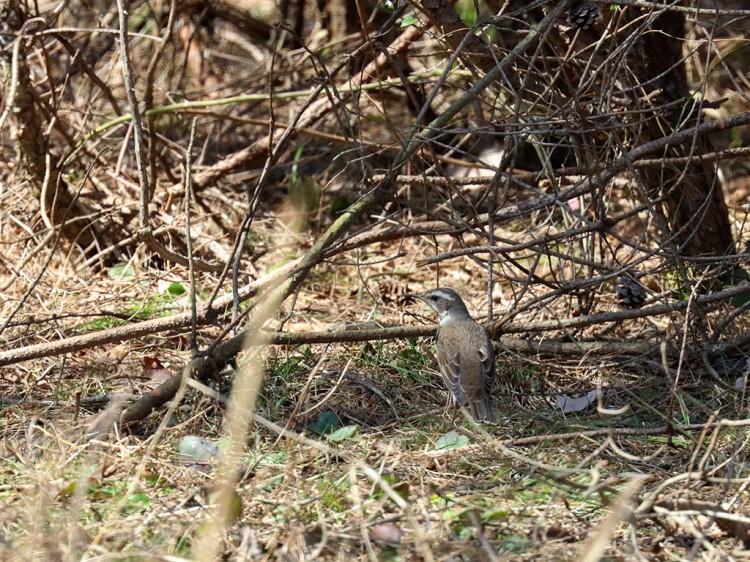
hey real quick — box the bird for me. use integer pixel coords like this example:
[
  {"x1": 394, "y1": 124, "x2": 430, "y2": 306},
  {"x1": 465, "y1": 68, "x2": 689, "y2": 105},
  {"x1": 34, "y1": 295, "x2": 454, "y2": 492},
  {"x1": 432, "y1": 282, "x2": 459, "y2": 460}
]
[{"x1": 414, "y1": 288, "x2": 497, "y2": 424}]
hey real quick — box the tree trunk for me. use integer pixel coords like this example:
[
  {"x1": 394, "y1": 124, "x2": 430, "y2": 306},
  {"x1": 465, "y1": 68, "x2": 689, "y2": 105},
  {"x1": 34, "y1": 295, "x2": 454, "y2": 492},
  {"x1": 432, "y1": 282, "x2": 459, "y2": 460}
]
[
  {"x1": 1, "y1": 0, "x2": 101, "y2": 259},
  {"x1": 637, "y1": 5, "x2": 735, "y2": 256}
]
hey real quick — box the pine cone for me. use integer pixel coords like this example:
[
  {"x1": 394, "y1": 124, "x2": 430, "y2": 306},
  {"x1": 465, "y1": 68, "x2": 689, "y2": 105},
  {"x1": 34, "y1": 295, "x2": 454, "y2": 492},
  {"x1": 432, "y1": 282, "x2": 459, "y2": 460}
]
[
  {"x1": 616, "y1": 274, "x2": 647, "y2": 309},
  {"x1": 568, "y1": 2, "x2": 600, "y2": 30}
]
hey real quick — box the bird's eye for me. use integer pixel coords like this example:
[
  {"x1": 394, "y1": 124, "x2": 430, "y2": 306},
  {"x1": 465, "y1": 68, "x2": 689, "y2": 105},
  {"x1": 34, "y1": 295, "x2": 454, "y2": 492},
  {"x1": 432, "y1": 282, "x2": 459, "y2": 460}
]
[{"x1": 429, "y1": 295, "x2": 437, "y2": 300}]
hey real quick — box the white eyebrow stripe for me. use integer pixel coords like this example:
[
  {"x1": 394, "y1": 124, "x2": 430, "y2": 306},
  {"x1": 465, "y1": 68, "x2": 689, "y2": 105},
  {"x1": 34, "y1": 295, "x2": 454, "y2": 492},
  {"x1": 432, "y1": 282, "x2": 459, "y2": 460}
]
[{"x1": 429, "y1": 289, "x2": 457, "y2": 299}]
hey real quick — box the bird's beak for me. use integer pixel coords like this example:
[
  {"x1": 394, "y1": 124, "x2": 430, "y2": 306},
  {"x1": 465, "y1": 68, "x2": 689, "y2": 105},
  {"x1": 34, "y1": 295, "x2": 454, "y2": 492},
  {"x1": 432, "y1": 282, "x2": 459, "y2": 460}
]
[{"x1": 402, "y1": 293, "x2": 424, "y2": 305}]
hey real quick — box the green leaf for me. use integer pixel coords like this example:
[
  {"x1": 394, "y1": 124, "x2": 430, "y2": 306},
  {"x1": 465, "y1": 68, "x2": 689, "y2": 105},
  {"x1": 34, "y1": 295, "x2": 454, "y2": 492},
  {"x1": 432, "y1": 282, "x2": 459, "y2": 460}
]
[
  {"x1": 56, "y1": 480, "x2": 79, "y2": 499},
  {"x1": 457, "y1": 526, "x2": 474, "y2": 540},
  {"x1": 127, "y1": 492, "x2": 150, "y2": 509},
  {"x1": 330, "y1": 196, "x2": 350, "y2": 217},
  {"x1": 307, "y1": 410, "x2": 343, "y2": 435},
  {"x1": 435, "y1": 430, "x2": 469, "y2": 450},
  {"x1": 327, "y1": 424, "x2": 360, "y2": 443},
  {"x1": 455, "y1": 0, "x2": 476, "y2": 26},
  {"x1": 290, "y1": 144, "x2": 305, "y2": 186},
  {"x1": 400, "y1": 15, "x2": 418, "y2": 27},
  {"x1": 108, "y1": 263, "x2": 135, "y2": 278},
  {"x1": 167, "y1": 282, "x2": 186, "y2": 296}
]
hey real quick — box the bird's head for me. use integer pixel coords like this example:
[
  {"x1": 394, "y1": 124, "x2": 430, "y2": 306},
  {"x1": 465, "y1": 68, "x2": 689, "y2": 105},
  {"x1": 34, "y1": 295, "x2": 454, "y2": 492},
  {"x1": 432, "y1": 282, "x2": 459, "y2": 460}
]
[{"x1": 414, "y1": 288, "x2": 471, "y2": 323}]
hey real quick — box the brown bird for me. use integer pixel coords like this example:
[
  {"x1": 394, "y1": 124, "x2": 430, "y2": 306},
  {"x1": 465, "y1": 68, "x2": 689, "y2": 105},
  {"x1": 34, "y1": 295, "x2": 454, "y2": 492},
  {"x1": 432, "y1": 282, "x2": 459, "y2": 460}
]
[{"x1": 415, "y1": 288, "x2": 497, "y2": 423}]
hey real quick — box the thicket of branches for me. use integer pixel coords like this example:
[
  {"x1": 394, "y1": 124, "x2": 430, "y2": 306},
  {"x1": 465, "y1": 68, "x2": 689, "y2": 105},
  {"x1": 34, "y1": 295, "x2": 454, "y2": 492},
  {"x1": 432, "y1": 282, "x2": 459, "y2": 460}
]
[
  {"x1": 2, "y1": 0, "x2": 750, "y2": 558},
  {"x1": 2, "y1": 0, "x2": 749, "y2": 382}
]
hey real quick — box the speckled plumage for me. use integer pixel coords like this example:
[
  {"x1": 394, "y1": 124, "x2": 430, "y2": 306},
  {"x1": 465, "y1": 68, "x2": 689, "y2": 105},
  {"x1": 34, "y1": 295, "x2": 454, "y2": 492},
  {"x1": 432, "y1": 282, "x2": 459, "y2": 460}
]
[{"x1": 417, "y1": 288, "x2": 497, "y2": 423}]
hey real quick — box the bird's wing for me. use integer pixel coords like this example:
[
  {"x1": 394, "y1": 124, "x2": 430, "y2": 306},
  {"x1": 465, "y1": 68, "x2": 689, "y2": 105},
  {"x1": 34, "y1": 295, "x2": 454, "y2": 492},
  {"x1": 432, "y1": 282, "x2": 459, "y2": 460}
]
[
  {"x1": 478, "y1": 331, "x2": 496, "y2": 396},
  {"x1": 436, "y1": 339, "x2": 467, "y2": 405}
]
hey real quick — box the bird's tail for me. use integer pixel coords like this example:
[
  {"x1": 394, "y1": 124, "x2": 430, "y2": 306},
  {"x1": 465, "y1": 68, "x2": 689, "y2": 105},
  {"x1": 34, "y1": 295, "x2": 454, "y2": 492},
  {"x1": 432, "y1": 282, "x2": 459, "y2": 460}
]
[{"x1": 470, "y1": 399, "x2": 497, "y2": 424}]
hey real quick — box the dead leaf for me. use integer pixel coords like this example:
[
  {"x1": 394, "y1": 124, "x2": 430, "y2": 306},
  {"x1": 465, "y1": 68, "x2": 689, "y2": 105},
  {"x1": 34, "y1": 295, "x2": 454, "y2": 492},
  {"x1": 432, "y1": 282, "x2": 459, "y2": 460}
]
[
  {"x1": 555, "y1": 389, "x2": 598, "y2": 413},
  {"x1": 368, "y1": 523, "x2": 403, "y2": 546}
]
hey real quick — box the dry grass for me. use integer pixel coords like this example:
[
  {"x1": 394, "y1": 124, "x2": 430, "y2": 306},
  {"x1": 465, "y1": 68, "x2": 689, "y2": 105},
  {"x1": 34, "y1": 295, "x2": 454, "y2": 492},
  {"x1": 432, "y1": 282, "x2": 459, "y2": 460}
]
[{"x1": 2, "y1": 232, "x2": 749, "y2": 560}]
